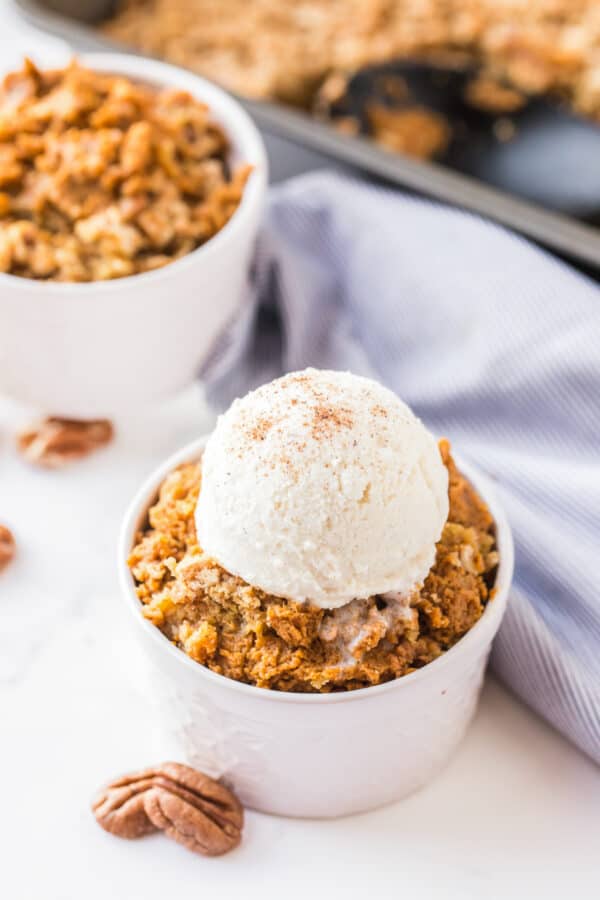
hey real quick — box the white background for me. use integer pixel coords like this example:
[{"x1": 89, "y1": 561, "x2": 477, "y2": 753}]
[{"x1": 0, "y1": 4, "x2": 599, "y2": 897}]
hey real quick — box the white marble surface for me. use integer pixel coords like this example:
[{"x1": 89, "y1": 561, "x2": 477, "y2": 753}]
[{"x1": 1, "y1": 5, "x2": 599, "y2": 898}]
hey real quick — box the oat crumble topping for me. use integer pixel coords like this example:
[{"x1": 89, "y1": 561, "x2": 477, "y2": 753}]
[
  {"x1": 128, "y1": 439, "x2": 499, "y2": 692},
  {"x1": 104, "y1": 0, "x2": 600, "y2": 161},
  {"x1": 0, "y1": 59, "x2": 251, "y2": 281}
]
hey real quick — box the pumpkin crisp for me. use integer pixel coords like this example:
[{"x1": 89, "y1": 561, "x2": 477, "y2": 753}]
[
  {"x1": 0, "y1": 59, "x2": 250, "y2": 281},
  {"x1": 106, "y1": 1, "x2": 600, "y2": 124},
  {"x1": 128, "y1": 440, "x2": 498, "y2": 692}
]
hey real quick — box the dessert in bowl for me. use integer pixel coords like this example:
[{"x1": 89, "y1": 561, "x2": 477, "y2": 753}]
[
  {"x1": 120, "y1": 369, "x2": 513, "y2": 817},
  {"x1": 0, "y1": 54, "x2": 266, "y2": 416}
]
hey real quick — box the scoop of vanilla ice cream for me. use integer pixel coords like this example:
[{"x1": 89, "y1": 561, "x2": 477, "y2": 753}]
[{"x1": 195, "y1": 369, "x2": 449, "y2": 609}]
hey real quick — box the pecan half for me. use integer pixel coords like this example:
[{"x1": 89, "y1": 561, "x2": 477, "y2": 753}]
[
  {"x1": 16, "y1": 417, "x2": 113, "y2": 468},
  {"x1": 143, "y1": 763, "x2": 243, "y2": 857},
  {"x1": 92, "y1": 775, "x2": 159, "y2": 839},
  {"x1": 0, "y1": 524, "x2": 15, "y2": 572},
  {"x1": 92, "y1": 762, "x2": 243, "y2": 856}
]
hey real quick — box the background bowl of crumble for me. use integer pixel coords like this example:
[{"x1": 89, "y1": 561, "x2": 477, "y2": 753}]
[
  {"x1": 0, "y1": 53, "x2": 267, "y2": 417},
  {"x1": 119, "y1": 434, "x2": 514, "y2": 819}
]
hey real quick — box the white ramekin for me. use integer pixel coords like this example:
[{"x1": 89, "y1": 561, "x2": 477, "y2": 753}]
[
  {"x1": 119, "y1": 437, "x2": 514, "y2": 819},
  {"x1": 0, "y1": 53, "x2": 267, "y2": 417}
]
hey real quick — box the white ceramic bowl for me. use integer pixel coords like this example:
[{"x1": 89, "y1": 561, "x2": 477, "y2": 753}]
[
  {"x1": 119, "y1": 437, "x2": 513, "y2": 818},
  {"x1": 0, "y1": 53, "x2": 267, "y2": 417}
]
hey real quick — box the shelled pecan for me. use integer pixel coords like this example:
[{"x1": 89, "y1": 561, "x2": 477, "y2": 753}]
[
  {"x1": 92, "y1": 762, "x2": 243, "y2": 857},
  {"x1": 0, "y1": 524, "x2": 15, "y2": 572},
  {"x1": 92, "y1": 774, "x2": 159, "y2": 839},
  {"x1": 16, "y1": 417, "x2": 113, "y2": 468}
]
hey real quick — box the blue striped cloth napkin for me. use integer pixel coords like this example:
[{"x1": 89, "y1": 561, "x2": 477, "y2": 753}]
[{"x1": 203, "y1": 172, "x2": 600, "y2": 764}]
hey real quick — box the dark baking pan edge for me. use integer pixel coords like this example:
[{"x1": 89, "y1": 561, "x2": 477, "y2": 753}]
[{"x1": 14, "y1": 0, "x2": 600, "y2": 270}]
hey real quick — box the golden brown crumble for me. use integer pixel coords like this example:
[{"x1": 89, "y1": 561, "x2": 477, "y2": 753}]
[
  {"x1": 128, "y1": 440, "x2": 498, "y2": 692},
  {"x1": 0, "y1": 59, "x2": 251, "y2": 282},
  {"x1": 464, "y1": 74, "x2": 527, "y2": 114},
  {"x1": 105, "y1": 1, "x2": 600, "y2": 159},
  {"x1": 366, "y1": 103, "x2": 451, "y2": 159}
]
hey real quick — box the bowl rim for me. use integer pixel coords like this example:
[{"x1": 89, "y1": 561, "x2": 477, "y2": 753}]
[
  {"x1": 119, "y1": 433, "x2": 514, "y2": 705},
  {"x1": 0, "y1": 51, "x2": 267, "y2": 295}
]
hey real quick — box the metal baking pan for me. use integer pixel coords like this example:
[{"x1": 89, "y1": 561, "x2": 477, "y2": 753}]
[{"x1": 13, "y1": 0, "x2": 600, "y2": 270}]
